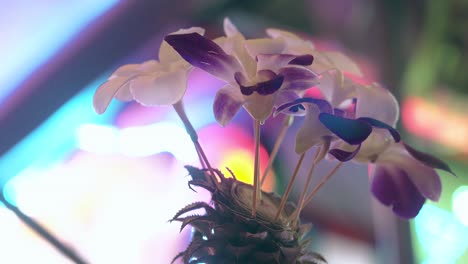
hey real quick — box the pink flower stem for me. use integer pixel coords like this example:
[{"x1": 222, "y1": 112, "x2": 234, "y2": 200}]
[
  {"x1": 274, "y1": 153, "x2": 306, "y2": 221},
  {"x1": 303, "y1": 162, "x2": 343, "y2": 206},
  {"x1": 252, "y1": 119, "x2": 262, "y2": 218},
  {"x1": 288, "y1": 147, "x2": 322, "y2": 222},
  {"x1": 260, "y1": 116, "x2": 292, "y2": 187},
  {"x1": 173, "y1": 101, "x2": 220, "y2": 187}
]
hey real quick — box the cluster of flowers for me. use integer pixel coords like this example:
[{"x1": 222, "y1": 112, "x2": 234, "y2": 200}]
[{"x1": 93, "y1": 18, "x2": 452, "y2": 219}]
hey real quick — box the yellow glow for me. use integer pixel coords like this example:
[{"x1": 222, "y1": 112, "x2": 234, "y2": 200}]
[
  {"x1": 220, "y1": 150, "x2": 255, "y2": 185},
  {"x1": 218, "y1": 149, "x2": 275, "y2": 192}
]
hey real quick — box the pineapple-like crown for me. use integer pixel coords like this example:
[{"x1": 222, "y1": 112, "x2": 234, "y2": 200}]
[{"x1": 171, "y1": 166, "x2": 327, "y2": 264}]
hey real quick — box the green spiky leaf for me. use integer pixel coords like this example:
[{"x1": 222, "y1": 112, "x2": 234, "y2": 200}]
[
  {"x1": 173, "y1": 214, "x2": 213, "y2": 233},
  {"x1": 170, "y1": 202, "x2": 215, "y2": 221}
]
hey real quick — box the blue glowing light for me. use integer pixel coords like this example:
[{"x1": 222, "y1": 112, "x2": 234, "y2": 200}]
[
  {"x1": 0, "y1": 0, "x2": 119, "y2": 102},
  {"x1": 414, "y1": 204, "x2": 468, "y2": 264},
  {"x1": 452, "y1": 186, "x2": 468, "y2": 226}
]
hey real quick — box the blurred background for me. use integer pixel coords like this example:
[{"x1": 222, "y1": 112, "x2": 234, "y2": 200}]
[{"x1": 0, "y1": 0, "x2": 467, "y2": 263}]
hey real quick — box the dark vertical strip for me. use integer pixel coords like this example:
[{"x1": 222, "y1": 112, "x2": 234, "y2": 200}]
[{"x1": 0, "y1": 190, "x2": 88, "y2": 264}]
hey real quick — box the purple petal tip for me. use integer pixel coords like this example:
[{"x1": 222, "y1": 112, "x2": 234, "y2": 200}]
[
  {"x1": 288, "y1": 54, "x2": 314, "y2": 66},
  {"x1": 164, "y1": 33, "x2": 239, "y2": 79},
  {"x1": 403, "y1": 143, "x2": 455, "y2": 176},
  {"x1": 239, "y1": 75, "x2": 284, "y2": 96},
  {"x1": 329, "y1": 144, "x2": 361, "y2": 162}
]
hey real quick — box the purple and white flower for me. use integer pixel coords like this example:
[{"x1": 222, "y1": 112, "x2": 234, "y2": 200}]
[
  {"x1": 325, "y1": 79, "x2": 400, "y2": 161},
  {"x1": 318, "y1": 79, "x2": 453, "y2": 218},
  {"x1": 276, "y1": 69, "x2": 377, "y2": 155},
  {"x1": 93, "y1": 27, "x2": 205, "y2": 114},
  {"x1": 91, "y1": 17, "x2": 454, "y2": 221},
  {"x1": 368, "y1": 142, "x2": 454, "y2": 218},
  {"x1": 164, "y1": 18, "x2": 318, "y2": 125},
  {"x1": 266, "y1": 28, "x2": 363, "y2": 76},
  {"x1": 278, "y1": 70, "x2": 453, "y2": 218}
]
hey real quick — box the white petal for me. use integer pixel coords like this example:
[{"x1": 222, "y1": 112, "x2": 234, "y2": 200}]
[
  {"x1": 318, "y1": 69, "x2": 356, "y2": 107},
  {"x1": 130, "y1": 68, "x2": 189, "y2": 106},
  {"x1": 256, "y1": 54, "x2": 297, "y2": 72},
  {"x1": 137, "y1": 60, "x2": 160, "y2": 72},
  {"x1": 266, "y1": 28, "x2": 303, "y2": 41},
  {"x1": 308, "y1": 52, "x2": 334, "y2": 74},
  {"x1": 274, "y1": 91, "x2": 300, "y2": 110},
  {"x1": 243, "y1": 93, "x2": 276, "y2": 122},
  {"x1": 159, "y1": 27, "x2": 205, "y2": 64},
  {"x1": 244, "y1": 38, "x2": 285, "y2": 58},
  {"x1": 295, "y1": 106, "x2": 332, "y2": 153},
  {"x1": 114, "y1": 83, "x2": 134, "y2": 101},
  {"x1": 93, "y1": 76, "x2": 130, "y2": 114},
  {"x1": 223, "y1": 17, "x2": 241, "y2": 37},
  {"x1": 355, "y1": 82, "x2": 399, "y2": 126},
  {"x1": 110, "y1": 63, "x2": 141, "y2": 78},
  {"x1": 376, "y1": 143, "x2": 442, "y2": 201},
  {"x1": 266, "y1": 28, "x2": 315, "y2": 52},
  {"x1": 114, "y1": 60, "x2": 162, "y2": 101},
  {"x1": 159, "y1": 41, "x2": 182, "y2": 65},
  {"x1": 321, "y1": 51, "x2": 362, "y2": 77},
  {"x1": 226, "y1": 34, "x2": 257, "y2": 79}
]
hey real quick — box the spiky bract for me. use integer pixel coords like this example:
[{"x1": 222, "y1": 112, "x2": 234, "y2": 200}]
[{"x1": 171, "y1": 166, "x2": 326, "y2": 264}]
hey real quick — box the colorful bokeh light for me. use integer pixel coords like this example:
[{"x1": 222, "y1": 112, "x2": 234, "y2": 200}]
[
  {"x1": 199, "y1": 124, "x2": 276, "y2": 192},
  {"x1": 452, "y1": 186, "x2": 468, "y2": 227},
  {"x1": 0, "y1": 0, "x2": 119, "y2": 103},
  {"x1": 414, "y1": 204, "x2": 468, "y2": 264},
  {"x1": 402, "y1": 96, "x2": 468, "y2": 154},
  {"x1": 5, "y1": 151, "x2": 206, "y2": 263}
]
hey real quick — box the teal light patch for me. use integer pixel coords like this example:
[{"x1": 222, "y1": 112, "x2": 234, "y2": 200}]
[
  {"x1": 0, "y1": 77, "x2": 123, "y2": 189},
  {"x1": 414, "y1": 204, "x2": 468, "y2": 264}
]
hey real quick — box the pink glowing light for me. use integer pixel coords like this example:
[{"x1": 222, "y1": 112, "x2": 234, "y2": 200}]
[
  {"x1": 199, "y1": 124, "x2": 276, "y2": 192},
  {"x1": 402, "y1": 96, "x2": 468, "y2": 154}
]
